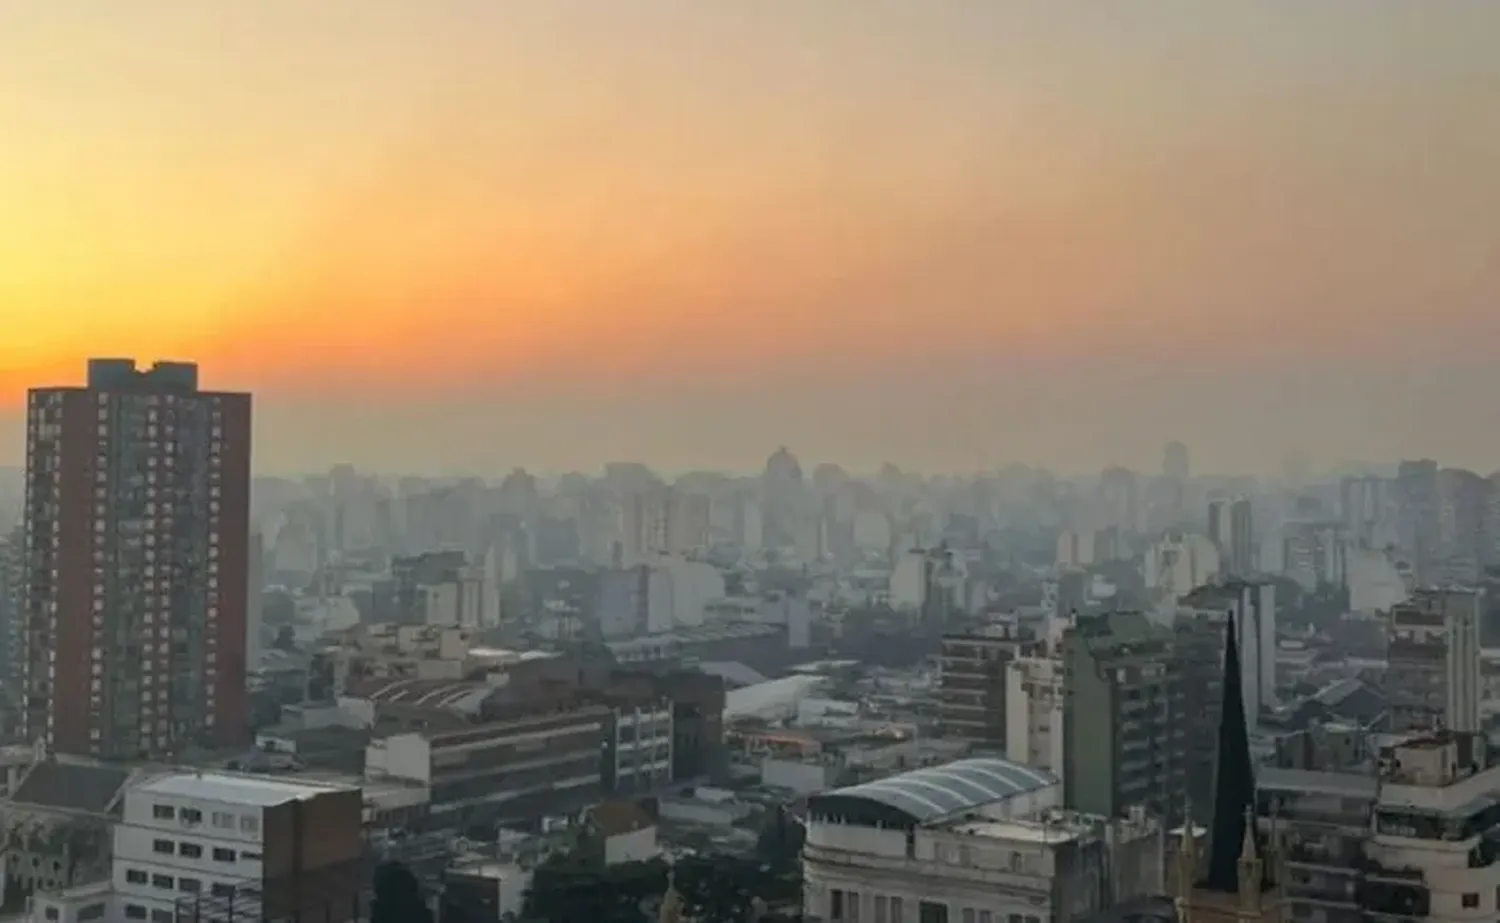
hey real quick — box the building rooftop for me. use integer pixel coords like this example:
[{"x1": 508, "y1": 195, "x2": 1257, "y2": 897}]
[
  {"x1": 135, "y1": 772, "x2": 352, "y2": 807},
  {"x1": 9, "y1": 761, "x2": 134, "y2": 814},
  {"x1": 809, "y1": 757, "x2": 1056, "y2": 826}
]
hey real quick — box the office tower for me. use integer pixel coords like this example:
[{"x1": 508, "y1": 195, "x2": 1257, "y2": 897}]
[
  {"x1": 1384, "y1": 588, "x2": 1481, "y2": 733},
  {"x1": 1208, "y1": 497, "x2": 1255, "y2": 577},
  {"x1": 20, "y1": 359, "x2": 252, "y2": 759}
]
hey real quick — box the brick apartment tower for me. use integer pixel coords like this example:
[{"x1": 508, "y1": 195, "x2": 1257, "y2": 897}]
[{"x1": 20, "y1": 359, "x2": 251, "y2": 759}]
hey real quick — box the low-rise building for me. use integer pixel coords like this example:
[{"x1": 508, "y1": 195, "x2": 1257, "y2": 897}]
[
  {"x1": 365, "y1": 705, "x2": 612, "y2": 828},
  {"x1": 802, "y1": 757, "x2": 1163, "y2": 923}
]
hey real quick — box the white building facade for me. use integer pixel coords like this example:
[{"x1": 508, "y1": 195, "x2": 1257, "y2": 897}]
[{"x1": 802, "y1": 758, "x2": 1162, "y2": 923}]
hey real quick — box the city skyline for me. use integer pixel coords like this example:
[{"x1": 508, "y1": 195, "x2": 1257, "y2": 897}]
[{"x1": 4, "y1": 2, "x2": 1499, "y2": 473}]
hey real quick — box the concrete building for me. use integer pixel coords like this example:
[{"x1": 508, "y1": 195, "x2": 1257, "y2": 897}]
[
  {"x1": 387, "y1": 551, "x2": 496, "y2": 630},
  {"x1": 364, "y1": 705, "x2": 612, "y2": 827},
  {"x1": 621, "y1": 486, "x2": 710, "y2": 563},
  {"x1": 1257, "y1": 729, "x2": 1500, "y2": 923},
  {"x1": 1384, "y1": 588, "x2": 1481, "y2": 733},
  {"x1": 938, "y1": 623, "x2": 1040, "y2": 751},
  {"x1": 1208, "y1": 498, "x2": 1255, "y2": 578},
  {"x1": 1396, "y1": 459, "x2": 1440, "y2": 584},
  {"x1": 1281, "y1": 521, "x2": 1347, "y2": 592},
  {"x1": 1180, "y1": 580, "x2": 1277, "y2": 732},
  {"x1": 1005, "y1": 655, "x2": 1066, "y2": 784},
  {"x1": 21, "y1": 359, "x2": 252, "y2": 758},
  {"x1": 112, "y1": 773, "x2": 364, "y2": 923},
  {"x1": 803, "y1": 758, "x2": 1164, "y2": 923},
  {"x1": 1060, "y1": 612, "x2": 1188, "y2": 823}
]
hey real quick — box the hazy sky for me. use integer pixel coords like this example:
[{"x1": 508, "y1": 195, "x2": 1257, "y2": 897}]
[{"x1": 2, "y1": 1, "x2": 1498, "y2": 476}]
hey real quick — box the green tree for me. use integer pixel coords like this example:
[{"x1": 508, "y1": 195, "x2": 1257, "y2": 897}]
[{"x1": 372, "y1": 861, "x2": 431, "y2": 923}]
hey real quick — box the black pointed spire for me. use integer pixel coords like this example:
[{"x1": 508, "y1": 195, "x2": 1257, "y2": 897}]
[{"x1": 1202, "y1": 611, "x2": 1256, "y2": 893}]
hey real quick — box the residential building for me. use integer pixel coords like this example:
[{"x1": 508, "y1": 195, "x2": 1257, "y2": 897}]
[
  {"x1": 621, "y1": 486, "x2": 710, "y2": 563},
  {"x1": 1282, "y1": 521, "x2": 1347, "y2": 592},
  {"x1": 1395, "y1": 460, "x2": 1440, "y2": 584},
  {"x1": 1180, "y1": 580, "x2": 1277, "y2": 731},
  {"x1": 1005, "y1": 654, "x2": 1065, "y2": 782},
  {"x1": 1384, "y1": 588, "x2": 1481, "y2": 733},
  {"x1": 1208, "y1": 498, "x2": 1255, "y2": 578},
  {"x1": 21, "y1": 359, "x2": 251, "y2": 758},
  {"x1": 111, "y1": 772, "x2": 364, "y2": 923},
  {"x1": 1061, "y1": 611, "x2": 1188, "y2": 823},
  {"x1": 803, "y1": 758, "x2": 1164, "y2": 923},
  {"x1": 1256, "y1": 729, "x2": 1500, "y2": 923},
  {"x1": 937, "y1": 622, "x2": 1040, "y2": 751}
]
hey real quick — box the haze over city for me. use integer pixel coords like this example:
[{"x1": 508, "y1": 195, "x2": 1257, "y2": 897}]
[{"x1": 4, "y1": 2, "x2": 1500, "y2": 475}]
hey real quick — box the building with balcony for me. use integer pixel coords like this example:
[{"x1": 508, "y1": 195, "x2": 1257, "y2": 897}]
[
  {"x1": 1060, "y1": 612, "x2": 1188, "y2": 823},
  {"x1": 802, "y1": 757, "x2": 1164, "y2": 923},
  {"x1": 1384, "y1": 588, "x2": 1481, "y2": 734},
  {"x1": 937, "y1": 623, "x2": 1040, "y2": 751}
]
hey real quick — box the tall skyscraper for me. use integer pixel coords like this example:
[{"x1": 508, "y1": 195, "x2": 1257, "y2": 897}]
[{"x1": 20, "y1": 359, "x2": 251, "y2": 759}]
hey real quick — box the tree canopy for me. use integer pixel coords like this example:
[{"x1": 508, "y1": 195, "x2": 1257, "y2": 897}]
[{"x1": 372, "y1": 861, "x2": 431, "y2": 923}]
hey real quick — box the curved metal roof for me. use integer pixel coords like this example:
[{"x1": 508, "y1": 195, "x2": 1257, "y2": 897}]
[{"x1": 819, "y1": 758, "x2": 1056, "y2": 824}]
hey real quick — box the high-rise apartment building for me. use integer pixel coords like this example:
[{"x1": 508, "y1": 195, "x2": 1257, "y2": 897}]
[
  {"x1": 936, "y1": 622, "x2": 1039, "y2": 750},
  {"x1": 1384, "y1": 588, "x2": 1481, "y2": 734},
  {"x1": 20, "y1": 359, "x2": 251, "y2": 759},
  {"x1": 1207, "y1": 497, "x2": 1254, "y2": 577},
  {"x1": 1060, "y1": 611, "x2": 1189, "y2": 823}
]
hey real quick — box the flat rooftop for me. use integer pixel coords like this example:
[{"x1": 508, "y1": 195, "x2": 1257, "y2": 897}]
[
  {"x1": 946, "y1": 819, "x2": 1087, "y2": 844},
  {"x1": 136, "y1": 772, "x2": 354, "y2": 807}
]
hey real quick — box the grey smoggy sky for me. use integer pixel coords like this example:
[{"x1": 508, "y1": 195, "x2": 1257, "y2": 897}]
[{"x1": 1, "y1": 1, "x2": 1497, "y2": 475}]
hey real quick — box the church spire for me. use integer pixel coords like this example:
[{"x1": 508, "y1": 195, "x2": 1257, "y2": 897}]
[{"x1": 1203, "y1": 611, "x2": 1257, "y2": 893}]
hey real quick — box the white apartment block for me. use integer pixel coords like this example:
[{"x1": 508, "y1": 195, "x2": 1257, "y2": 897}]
[
  {"x1": 1005, "y1": 656, "x2": 1065, "y2": 787},
  {"x1": 30, "y1": 771, "x2": 364, "y2": 923}
]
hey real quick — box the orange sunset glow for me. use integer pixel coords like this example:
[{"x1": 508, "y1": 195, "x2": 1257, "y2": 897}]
[{"x1": 3, "y1": 2, "x2": 1499, "y2": 473}]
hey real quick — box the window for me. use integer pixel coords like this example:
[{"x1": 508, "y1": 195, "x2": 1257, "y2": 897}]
[
  {"x1": 78, "y1": 904, "x2": 106, "y2": 922},
  {"x1": 211, "y1": 883, "x2": 235, "y2": 899},
  {"x1": 126, "y1": 870, "x2": 147, "y2": 884},
  {"x1": 151, "y1": 911, "x2": 173, "y2": 923},
  {"x1": 876, "y1": 897, "x2": 888, "y2": 923},
  {"x1": 181, "y1": 807, "x2": 203, "y2": 824},
  {"x1": 979, "y1": 914, "x2": 992, "y2": 923},
  {"x1": 44, "y1": 908, "x2": 58, "y2": 921},
  {"x1": 179, "y1": 843, "x2": 202, "y2": 859},
  {"x1": 152, "y1": 839, "x2": 173, "y2": 855},
  {"x1": 152, "y1": 874, "x2": 173, "y2": 890},
  {"x1": 239, "y1": 815, "x2": 259, "y2": 834},
  {"x1": 152, "y1": 804, "x2": 174, "y2": 820},
  {"x1": 962, "y1": 911, "x2": 975, "y2": 923},
  {"x1": 211, "y1": 811, "x2": 234, "y2": 829},
  {"x1": 124, "y1": 907, "x2": 147, "y2": 921},
  {"x1": 179, "y1": 878, "x2": 202, "y2": 893},
  {"x1": 240, "y1": 850, "x2": 263, "y2": 860},
  {"x1": 891, "y1": 898, "x2": 904, "y2": 923},
  {"x1": 831, "y1": 890, "x2": 844, "y2": 922},
  {"x1": 212, "y1": 847, "x2": 236, "y2": 862},
  {"x1": 1463, "y1": 894, "x2": 1480, "y2": 909}
]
